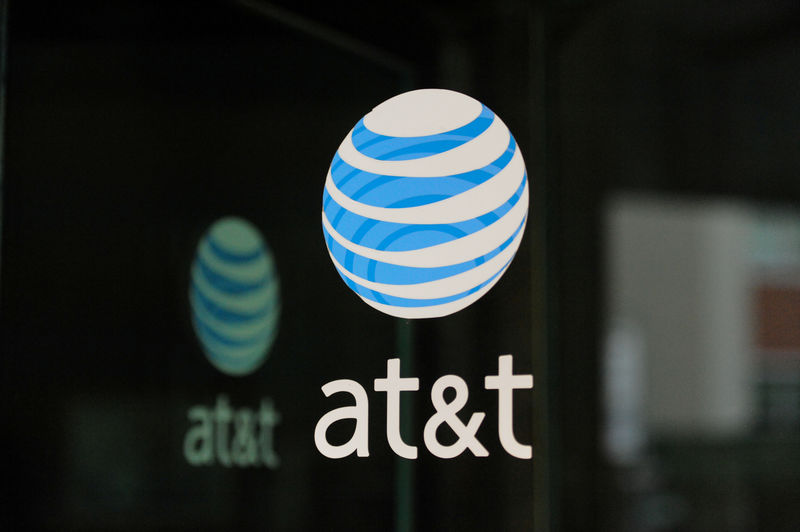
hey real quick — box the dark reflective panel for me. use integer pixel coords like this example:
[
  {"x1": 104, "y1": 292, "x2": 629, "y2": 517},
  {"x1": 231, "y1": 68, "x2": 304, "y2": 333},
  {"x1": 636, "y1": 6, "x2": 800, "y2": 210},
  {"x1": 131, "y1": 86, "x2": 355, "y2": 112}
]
[{"x1": 0, "y1": 1, "x2": 535, "y2": 531}]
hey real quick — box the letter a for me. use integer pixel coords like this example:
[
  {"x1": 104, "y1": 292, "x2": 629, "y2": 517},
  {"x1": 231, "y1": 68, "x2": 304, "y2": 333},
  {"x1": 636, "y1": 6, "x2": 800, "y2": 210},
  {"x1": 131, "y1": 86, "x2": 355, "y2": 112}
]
[
  {"x1": 314, "y1": 379, "x2": 370, "y2": 458},
  {"x1": 184, "y1": 406, "x2": 214, "y2": 465}
]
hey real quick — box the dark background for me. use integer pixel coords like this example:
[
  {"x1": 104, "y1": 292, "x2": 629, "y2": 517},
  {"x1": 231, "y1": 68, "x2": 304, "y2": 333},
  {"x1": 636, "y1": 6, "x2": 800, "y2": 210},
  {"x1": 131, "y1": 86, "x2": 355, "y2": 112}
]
[{"x1": 2, "y1": 0, "x2": 800, "y2": 531}]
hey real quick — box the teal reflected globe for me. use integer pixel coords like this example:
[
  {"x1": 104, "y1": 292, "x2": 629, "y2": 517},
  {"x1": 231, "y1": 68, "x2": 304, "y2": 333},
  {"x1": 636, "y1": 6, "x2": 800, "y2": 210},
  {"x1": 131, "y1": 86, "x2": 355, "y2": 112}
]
[{"x1": 189, "y1": 217, "x2": 280, "y2": 376}]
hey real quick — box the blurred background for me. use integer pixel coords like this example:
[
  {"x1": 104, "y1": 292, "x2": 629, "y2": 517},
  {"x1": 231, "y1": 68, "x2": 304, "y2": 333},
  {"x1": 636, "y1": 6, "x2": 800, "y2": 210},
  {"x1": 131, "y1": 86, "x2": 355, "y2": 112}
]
[{"x1": 1, "y1": 1, "x2": 799, "y2": 531}]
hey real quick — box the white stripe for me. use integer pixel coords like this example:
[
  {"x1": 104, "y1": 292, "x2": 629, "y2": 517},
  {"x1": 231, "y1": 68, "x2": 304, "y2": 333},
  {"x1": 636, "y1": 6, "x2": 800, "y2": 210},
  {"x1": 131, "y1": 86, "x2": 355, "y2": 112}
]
[
  {"x1": 191, "y1": 264, "x2": 279, "y2": 313},
  {"x1": 191, "y1": 291, "x2": 279, "y2": 341},
  {"x1": 325, "y1": 145, "x2": 526, "y2": 225},
  {"x1": 337, "y1": 115, "x2": 510, "y2": 177},
  {"x1": 197, "y1": 333, "x2": 274, "y2": 376},
  {"x1": 355, "y1": 262, "x2": 512, "y2": 319},
  {"x1": 328, "y1": 218, "x2": 525, "y2": 299},
  {"x1": 322, "y1": 181, "x2": 529, "y2": 268},
  {"x1": 362, "y1": 89, "x2": 484, "y2": 137},
  {"x1": 198, "y1": 241, "x2": 273, "y2": 283}
]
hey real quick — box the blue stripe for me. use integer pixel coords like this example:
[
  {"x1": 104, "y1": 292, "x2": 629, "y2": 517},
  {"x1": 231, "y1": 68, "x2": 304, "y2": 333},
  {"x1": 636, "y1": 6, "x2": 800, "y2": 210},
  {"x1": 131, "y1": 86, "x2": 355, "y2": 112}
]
[
  {"x1": 194, "y1": 314, "x2": 275, "y2": 349},
  {"x1": 323, "y1": 172, "x2": 527, "y2": 251},
  {"x1": 190, "y1": 282, "x2": 278, "y2": 323},
  {"x1": 195, "y1": 258, "x2": 272, "y2": 294},
  {"x1": 352, "y1": 105, "x2": 494, "y2": 161},
  {"x1": 192, "y1": 312, "x2": 277, "y2": 349},
  {"x1": 206, "y1": 236, "x2": 265, "y2": 264},
  {"x1": 196, "y1": 329, "x2": 277, "y2": 370},
  {"x1": 322, "y1": 214, "x2": 526, "y2": 285},
  {"x1": 329, "y1": 135, "x2": 517, "y2": 208},
  {"x1": 205, "y1": 347, "x2": 266, "y2": 370},
  {"x1": 336, "y1": 256, "x2": 512, "y2": 308}
]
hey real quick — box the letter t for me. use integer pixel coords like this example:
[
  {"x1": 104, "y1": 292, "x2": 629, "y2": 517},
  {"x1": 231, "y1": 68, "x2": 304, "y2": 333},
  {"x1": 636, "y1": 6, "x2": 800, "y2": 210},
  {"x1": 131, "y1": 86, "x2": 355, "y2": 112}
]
[
  {"x1": 374, "y1": 358, "x2": 419, "y2": 459},
  {"x1": 484, "y1": 355, "x2": 533, "y2": 459}
]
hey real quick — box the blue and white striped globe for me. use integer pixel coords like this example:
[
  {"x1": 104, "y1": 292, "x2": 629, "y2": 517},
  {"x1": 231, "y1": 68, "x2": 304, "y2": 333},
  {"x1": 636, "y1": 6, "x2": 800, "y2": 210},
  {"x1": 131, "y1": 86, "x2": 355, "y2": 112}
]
[
  {"x1": 322, "y1": 89, "x2": 529, "y2": 319},
  {"x1": 189, "y1": 217, "x2": 280, "y2": 376}
]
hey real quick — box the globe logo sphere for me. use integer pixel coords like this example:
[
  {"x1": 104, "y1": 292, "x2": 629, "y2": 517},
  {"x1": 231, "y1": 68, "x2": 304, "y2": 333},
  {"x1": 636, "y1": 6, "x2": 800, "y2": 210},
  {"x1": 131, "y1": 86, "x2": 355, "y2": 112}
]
[
  {"x1": 189, "y1": 217, "x2": 280, "y2": 376},
  {"x1": 322, "y1": 88, "x2": 529, "y2": 319}
]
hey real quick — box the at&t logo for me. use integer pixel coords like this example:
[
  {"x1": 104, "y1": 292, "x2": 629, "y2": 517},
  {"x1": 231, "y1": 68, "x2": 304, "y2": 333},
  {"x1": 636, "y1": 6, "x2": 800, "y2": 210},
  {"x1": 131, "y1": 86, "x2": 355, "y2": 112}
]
[
  {"x1": 321, "y1": 89, "x2": 529, "y2": 319},
  {"x1": 189, "y1": 216, "x2": 280, "y2": 376},
  {"x1": 316, "y1": 90, "x2": 534, "y2": 461},
  {"x1": 184, "y1": 217, "x2": 282, "y2": 469}
]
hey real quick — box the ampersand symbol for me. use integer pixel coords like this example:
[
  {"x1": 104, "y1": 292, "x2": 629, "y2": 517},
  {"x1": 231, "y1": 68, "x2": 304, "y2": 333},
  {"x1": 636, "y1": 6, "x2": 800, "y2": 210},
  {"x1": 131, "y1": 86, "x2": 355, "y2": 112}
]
[{"x1": 423, "y1": 375, "x2": 488, "y2": 458}]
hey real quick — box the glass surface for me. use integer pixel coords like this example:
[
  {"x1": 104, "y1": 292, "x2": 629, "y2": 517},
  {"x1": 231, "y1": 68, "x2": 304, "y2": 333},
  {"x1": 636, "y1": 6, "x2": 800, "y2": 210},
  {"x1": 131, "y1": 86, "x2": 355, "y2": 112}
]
[
  {"x1": 603, "y1": 197, "x2": 800, "y2": 531},
  {"x1": 5, "y1": 1, "x2": 799, "y2": 531},
  {"x1": 0, "y1": 1, "x2": 535, "y2": 530}
]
